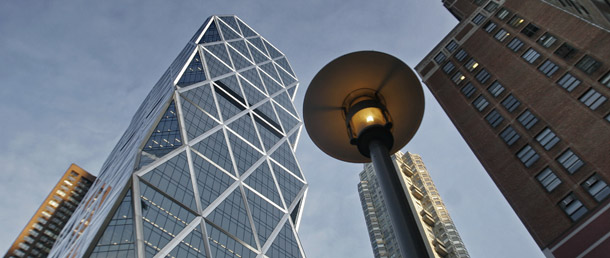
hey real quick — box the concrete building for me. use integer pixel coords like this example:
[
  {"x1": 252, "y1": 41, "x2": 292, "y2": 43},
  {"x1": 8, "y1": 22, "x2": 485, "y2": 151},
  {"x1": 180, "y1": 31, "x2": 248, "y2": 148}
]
[
  {"x1": 416, "y1": 0, "x2": 610, "y2": 257},
  {"x1": 45, "y1": 15, "x2": 307, "y2": 258},
  {"x1": 5, "y1": 164, "x2": 95, "y2": 258},
  {"x1": 358, "y1": 151, "x2": 469, "y2": 258}
]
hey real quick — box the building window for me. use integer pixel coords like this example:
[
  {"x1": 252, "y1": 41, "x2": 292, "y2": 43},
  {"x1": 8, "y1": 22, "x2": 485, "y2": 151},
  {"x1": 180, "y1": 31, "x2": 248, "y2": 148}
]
[
  {"x1": 488, "y1": 81, "x2": 505, "y2": 97},
  {"x1": 521, "y1": 23, "x2": 539, "y2": 37},
  {"x1": 579, "y1": 88, "x2": 607, "y2": 110},
  {"x1": 474, "y1": 0, "x2": 488, "y2": 6},
  {"x1": 557, "y1": 149, "x2": 584, "y2": 174},
  {"x1": 508, "y1": 15, "x2": 525, "y2": 27},
  {"x1": 494, "y1": 28, "x2": 511, "y2": 42},
  {"x1": 507, "y1": 37, "x2": 524, "y2": 52},
  {"x1": 475, "y1": 68, "x2": 491, "y2": 84},
  {"x1": 582, "y1": 173, "x2": 610, "y2": 202},
  {"x1": 554, "y1": 43, "x2": 577, "y2": 59},
  {"x1": 446, "y1": 40, "x2": 459, "y2": 53},
  {"x1": 536, "y1": 127, "x2": 560, "y2": 150},
  {"x1": 538, "y1": 60, "x2": 559, "y2": 77},
  {"x1": 606, "y1": 113, "x2": 610, "y2": 122},
  {"x1": 522, "y1": 48, "x2": 541, "y2": 64},
  {"x1": 434, "y1": 52, "x2": 446, "y2": 64},
  {"x1": 518, "y1": 109, "x2": 538, "y2": 129},
  {"x1": 472, "y1": 13, "x2": 487, "y2": 25},
  {"x1": 501, "y1": 94, "x2": 520, "y2": 112},
  {"x1": 452, "y1": 71, "x2": 466, "y2": 85},
  {"x1": 484, "y1": 1, "x2": 499, "y2": 12},
  {"x1": 537, "y1": 33, "x2": 557, "y2": 48},
  {"x1": 461, "y1": 82, "x2": 476, "y2": 98},
  {"x1": 455, "y1": 49, "x2": 468, "y2": 62},
  {"x1": 473, "y1": 95, "x2": 490, "y2": 111},
  {"x1": 486, "y1": 109, "x2": 504, "y2": 128},
  {"x1": 517, "y1": 145, "x2": 540, "y2": 168},
  {"x1": 496, "y1": 8, "x2": 511, "y2": 20},
  {"x1": 443, "y1": 61, "x2": 456, "y2": 74},
  {"x1": 483, "y1": 21, "x2": 497, "y2": 33},
  {"x1": 536, "y1": 167, "x2": 562, "y2": 192},
  {"x1": 500, "y1": 126, "x2": 520, "y2": 145},
  {"x1": 465, "y1": 58, "x2": 479, "y2": 72},
  {"x1": 559, "y1": 193, "x2": 587, "y2": 221},
  {"x1": 576, "y1": 55, "x2": 602, "y2": 75},
  {"x1": 557, "y1": 72, "x2": 581, "y2": 92},
  {"x1": 600, "y1": 71, "x2": 610, "y2": 88}
]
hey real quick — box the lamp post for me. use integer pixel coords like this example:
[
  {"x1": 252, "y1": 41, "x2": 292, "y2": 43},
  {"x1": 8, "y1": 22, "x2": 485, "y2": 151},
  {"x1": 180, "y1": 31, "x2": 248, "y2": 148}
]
[{"x1": 303, "y1": 51, "x2": 427, "y2": 258}]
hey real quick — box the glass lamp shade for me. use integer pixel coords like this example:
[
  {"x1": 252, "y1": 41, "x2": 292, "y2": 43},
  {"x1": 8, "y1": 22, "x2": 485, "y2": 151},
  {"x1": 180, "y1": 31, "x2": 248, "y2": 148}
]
[{"x1": 349, "y1": 106, "x2": 387, "y2": 138}]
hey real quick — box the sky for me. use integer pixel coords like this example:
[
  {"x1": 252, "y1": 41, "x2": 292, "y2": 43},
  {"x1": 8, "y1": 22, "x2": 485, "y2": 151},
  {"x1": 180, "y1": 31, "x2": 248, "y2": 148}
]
[{"x1": 0, "y1": 0, "x2": 545, "y2": 257}]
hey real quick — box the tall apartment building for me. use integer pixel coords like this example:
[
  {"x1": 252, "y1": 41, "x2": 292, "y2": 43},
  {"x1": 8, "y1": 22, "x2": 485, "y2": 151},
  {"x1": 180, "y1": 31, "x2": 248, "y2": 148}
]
[
  {"x1": 416, "y1": 0, "x2": 610, "y2": 257},
  {"x1": 357, "y1": 151, "x2": 469, "y2": 258},
  {"x1": 5, "y1": 164, "x2": 95, "y2": 258},
  {"x1": 45, "y1": 15, "x2": 307, "y2": 257}
]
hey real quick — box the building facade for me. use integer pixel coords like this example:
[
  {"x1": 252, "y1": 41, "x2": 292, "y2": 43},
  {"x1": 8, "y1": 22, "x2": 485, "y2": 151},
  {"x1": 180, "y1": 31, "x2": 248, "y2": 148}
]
[
  {"x1": 416, "y1": 0, "x2": 610, "y2": 257},
  {"x1": 357, "y1": 151, "x2": 469, "y2": 258},
  {"x1": 5, "y1": 164, "x2": 95, "y2": 258},
  {"x1": 47, "y1": 15, "x2": 307, "y2": 258}
]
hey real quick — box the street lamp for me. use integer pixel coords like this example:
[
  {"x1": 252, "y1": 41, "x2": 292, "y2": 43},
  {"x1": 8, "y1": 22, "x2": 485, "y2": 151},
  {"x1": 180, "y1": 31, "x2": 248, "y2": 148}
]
[{"x1": 303, "y1": 51, "x2": 427, "y2": 258}]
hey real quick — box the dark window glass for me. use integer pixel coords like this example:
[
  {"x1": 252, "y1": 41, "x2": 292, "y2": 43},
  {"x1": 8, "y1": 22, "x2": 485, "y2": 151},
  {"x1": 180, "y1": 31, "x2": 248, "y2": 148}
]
[
  {"x1": 538, "y1": 60, "x2": 560, "y2": 77},
  {"x1": 557, "y1": 149, "x2": 584, "y2": 174},
  {"x1": 522, "y1": 48, "x2": 540, "y2": 64},
  {"x1": 476, "y1": 68, "x2": 491, "y2": 84},
  {"x1": 576, "y1": 55, "x2": 602, "y2": 75},
  {"x1": 557, "y1": 72, "x2": 581, "y2": 92},
  {"x1": 484, "y1": 1, "x2": 499, "y2": 12},
  {"x1": 582, "y1": 174, "x2": 610, "y2": 202},
  {"x1": 461, "y1": 82, "x2": 477, "y2": 98},
  {"x1": 579, "y1": 88, "x2": 607, "y2": 110},
  {"x1": 473, "y1": 95, "x2": 490, "y2": 111},
  {"x1": 452, "y1": 71, "x2": 466, "y2": 85},
  {"x1": 500, "y1": 126, "x2": 520, "y2": 145},
  {"x1": 443, "y1": 61, "x2": 456, "y2": 74},
  {"x1": 536, "y1": 167, "x2": 562, "y2": 192},
  {"x1": 496, "y1": 8, "x2": 511, "y2": 20},
  {"x1": 434, "y1": 52, "x2": 447, "y2": 64},
  {"x1": 485, "y1": 109, "x2": 504, "y2": 128},
  {"x1": 507, "y1": 37, "x2": 524, "y2": 52},
  {"x1": 537, "y1": 33, "x2": 557, "y2": 48},
  {"x1": 554, "y1": 43, "x2": 577, "y2": 59},
  {"x1": 494, "y1": 29, "x2": 511, "y2": 42},
  {"x1": 508, "y1": 15, "x2": 525, "y2": 27},
  {"x1": 488, "y1": 81, "x2": 505, "y2": 97},
  {"x1": 472, "y1": 13, "x2": 487, "y2": 25},
  {"x1": 446, "y1": 40, "x2": 459, "y2": 52},
  {"x1": 517, "y1": 145, "x2": 540, "y2": 168},
  {"x1": 521, "y1": 23, "x2": 540, "y2": 37},
  {"x1": 501, "y1": 94, "x2": 520, "y2": 112},
  {"x1": 474, "y1": 0, "x2": 488, "y2": 6},
  {"x1": 465, "y1": 58, "x2": 479, "y2": 71},
  {"x1": 455, "y1": 49, "x2": 468, "y2": 62},
  {"x1": 536, "y1": 127, "x2": 560, "y2": 150},
  {"x1": 483, "y1": 21, "x2": 497, "y2": 33},
  {"x1": 559, "y1": 193, "x2": 587, "y2": 221},
  {"x1": 518, "y1": 110, "x2": 538, "y2": 129},
  {"x1": 600, "y1": 71, "x2": 610, "y2": 88}
]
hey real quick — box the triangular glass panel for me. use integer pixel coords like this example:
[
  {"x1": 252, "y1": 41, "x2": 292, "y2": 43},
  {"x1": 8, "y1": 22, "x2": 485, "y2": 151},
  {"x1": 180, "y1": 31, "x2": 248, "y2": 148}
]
[
  {"x1": 206, "y1": 222, "x2": 257, "y2": 258},
  {"x1": 244, "y1": 161, "x2": 283, "y2": 207},
  {"x1": 192, "y1": 129, "x2": 235, "y2": 176},
  {"x1": 228, "y1": 46, "x2": 254, "y2": 71},
  {"x1": 227, "y1": 131, "x2": 263, "y2": 176},
  {"x1": 260, "y1": 71, "x2": 283, "y2": 96},
  {"x1": 273, "y1": 102, "x2": 300, "y2": 133},
  {"x1": 260, "y1": 63, "x2": 282, "y2": 88},
  {"x1": 236, "y1": 18, "x2": 258, "y2": 38},
  {"x1": 203, "y1": 51, "x2": 233, "y2": 80},
  {"x1": 216, "y1": 75, "x2": 245, "y2": 105},
  {"x1": 228, "y1": 40, "x2": 253, "y2": 63},
  {"x1": 180, "y1": 96, "x2": 219, "y2": 141},
  {"x1": 141, "y1": 152, "x2": 198, "y2": 211},
  {"x1": 190, "y1": 19, "x2": 208, "y2": 43},
  {"x1": 206, "y1": 188, "x2": 257, "y2": 247},
  {"x1": 287, "y1": 85, "x2": 297, "y2": 101},
  {"x1": 265, "y1": 221, "x2": 302, "y2": 258},
  {"x1": 219, "y1": 16, "x2": 241, "y2": 36},
  {"x1": 191, "y1": 151, "x2": 236, "y2": 210},
  {"x1": 139, "y1": 101, "x2": 183, "y2": 169},
  {"x1": 290, "y1": 200, "x2": 301, "y2": 225},
  {"x1": 275, "y1": 62, "x2": 297, "y2": 87},
  {"x1": 182, "y1": 83, "x2": 219, "y2": 120},
  {"x1": 270, "y1": 141, "x2": 303, "y2": 180},
  {"x1": 247, "y1": 37, "x2": 269, "y2": 57},
  {"x1": 218, "y1": 19, "x2": 241, "y2": 41},
  {"x1": 227, "y1": 112, "x2": 262, "y2": 150},
  {"x1": 89, "y1": 189, "x2": 136, "y2": 258},
  {"x1": 254, "y1": 101, "x2": 283, "y2": 134},
  {"x1": 288, "y1": 129, "x2": 299, "y2": 150},
  {"x1": 239, "y1": 67, "x2": 266, "y2": 95},
  {"x1": 177, "y1": 51, "x2": 206, "y2": 87},
  {"x1": 247, "y1": 42, "x2": 270, "y2": 64},
  {"x1": 275, "y1": 57, "x2": 295, "y2": 77},
  {"x1": 204, "y1": 43, "x2": 232, "y2": 70},
  {"x1": 238, "y1": 75, "x2": 267, "y2": 106},
  {"x1": 139, "y1": 182, "x2": 197, "y2": 258},
  {"x1": 200, "y1": 21, "x2": 222, "y2": 44},
  {"x1": 270, "y1": 160, "x2": 304, "y2": 207},
  {"x1": 244, "y1": 187, "x2": 283, "y2": 246},
  {"x1": 166, "y1": 225, "x2": 207, "y2": 257},
  {"x1": 273, "y1": 91, "x2": 298, "y2": 117},
  {"x1": 213, "y1": 83, "x2": 246, "y2": 122},
  {"x1": 263, "y1": 39, "x2": 283, "y2": 59},
  {"x1": 252, "y1": 112, "x2": 282, "y2": 152}
]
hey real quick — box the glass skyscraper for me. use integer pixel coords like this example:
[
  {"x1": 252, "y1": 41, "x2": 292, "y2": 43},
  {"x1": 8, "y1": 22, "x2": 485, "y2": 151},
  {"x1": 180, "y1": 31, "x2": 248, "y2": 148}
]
[{"x1": 47, "y1": 15, "x2": 307, "y2": 258}]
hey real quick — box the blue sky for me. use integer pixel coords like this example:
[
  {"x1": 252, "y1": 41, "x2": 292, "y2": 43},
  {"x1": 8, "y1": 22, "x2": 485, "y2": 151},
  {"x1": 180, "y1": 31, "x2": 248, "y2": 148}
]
[{"x1": 0, "y1": 0, "x2": 544, "y2": 257}]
